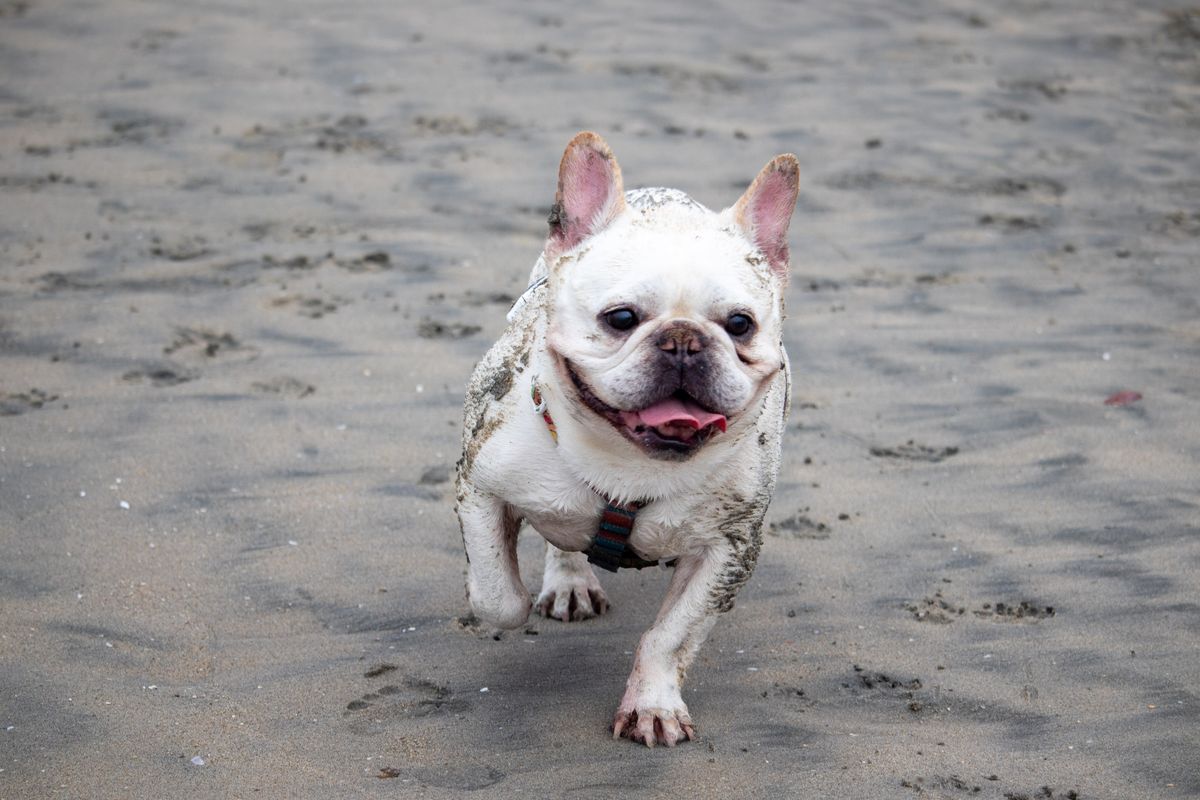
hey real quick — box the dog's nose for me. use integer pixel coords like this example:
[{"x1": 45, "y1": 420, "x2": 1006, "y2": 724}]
[{"x1": 657, "y1": 323, "x2": 706, "y2": 357}]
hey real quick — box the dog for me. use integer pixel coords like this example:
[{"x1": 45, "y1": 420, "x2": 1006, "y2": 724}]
[{"x1": 456, "y1": 132, "x2": 798, "y2": 747}]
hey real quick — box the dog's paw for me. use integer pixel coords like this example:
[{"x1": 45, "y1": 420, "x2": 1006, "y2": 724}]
[
  {"x1": 612, "y1": 671, "x2": 696, "y2": 747},
  {"x1": 535, "y1": 570, "x2": 609, "y2": 622},
  {"x1": 611, "y1": 702, "x2": 695, "y2": 748}
]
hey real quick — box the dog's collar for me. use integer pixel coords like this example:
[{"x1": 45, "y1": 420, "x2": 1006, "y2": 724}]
[
  {"x1": 530, "y1": 378, "x2": 557, "y2": 442},
  {"x1": 530, "y1": 375, "x2": 664, "y2": 572}
]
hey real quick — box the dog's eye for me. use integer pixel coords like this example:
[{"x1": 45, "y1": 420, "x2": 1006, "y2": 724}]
[
  {"x1": 725, "y1": 313, "x2": 754, "y2": 337},
  {"x1": 604, "y1": 308, "x2": 639, "y2": 332}
]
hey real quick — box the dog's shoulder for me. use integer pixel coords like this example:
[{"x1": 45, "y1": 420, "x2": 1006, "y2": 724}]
[{"x1": 460, "y1": 284, "x2": 545, "y2": 480}]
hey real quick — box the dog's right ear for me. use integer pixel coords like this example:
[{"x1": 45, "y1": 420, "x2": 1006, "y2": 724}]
[{"x1": 546, "y1": 132, "x2": 626, "y2": 257}]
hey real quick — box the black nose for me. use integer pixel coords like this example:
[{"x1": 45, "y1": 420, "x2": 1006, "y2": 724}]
[{"x1": 656, "y1": 323, "x2": 707, "y2": 361}]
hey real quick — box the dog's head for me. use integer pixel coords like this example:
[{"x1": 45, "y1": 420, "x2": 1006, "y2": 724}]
[{"x1": 543, "y1": 132, "x2": 799, "y2": 460}]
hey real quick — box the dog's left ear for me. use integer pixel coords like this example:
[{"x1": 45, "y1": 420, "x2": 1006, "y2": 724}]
[
  {"x1": 546, "y1": 131, "x2": 627, "y2": 257},
  {"x1": 732, "y1": 154, "x2": 799, "y2": 278}
]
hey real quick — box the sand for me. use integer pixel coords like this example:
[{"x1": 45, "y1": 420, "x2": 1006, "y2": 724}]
[{"x1": 1, "y1": 1, "x2": 1198, "y2": 797}]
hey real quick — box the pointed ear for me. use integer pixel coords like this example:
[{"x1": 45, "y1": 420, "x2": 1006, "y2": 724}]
[
  {"x1": 546, "y1": 132, "x2": 626, "y2": 256},
  {"x1": 732, "y1": 154, "x2": 799, "y2": 277}
]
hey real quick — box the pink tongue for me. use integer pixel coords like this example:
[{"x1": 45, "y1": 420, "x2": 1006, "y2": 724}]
[{"x1": 634, "y1": 397, "x2": 727, "y2": 433}]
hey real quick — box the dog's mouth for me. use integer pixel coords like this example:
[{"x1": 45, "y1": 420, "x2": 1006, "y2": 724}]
[{"x1": 564, "y1": 360, "x2": 728, "y2": 457}]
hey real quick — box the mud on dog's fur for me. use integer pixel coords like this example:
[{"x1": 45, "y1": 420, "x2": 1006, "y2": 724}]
[{"x1": 456, "y1": 132, "x2": 799, "y2": 747}]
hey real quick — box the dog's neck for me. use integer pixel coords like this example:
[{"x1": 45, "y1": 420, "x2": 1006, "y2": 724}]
[{"x1": 529, "y1": 374, "x2": 668, "y2": 572}]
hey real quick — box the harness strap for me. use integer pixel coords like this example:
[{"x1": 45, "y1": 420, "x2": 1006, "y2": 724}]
[{"x1": 587, "y1": 500, "x2": 645, "y2": 572}]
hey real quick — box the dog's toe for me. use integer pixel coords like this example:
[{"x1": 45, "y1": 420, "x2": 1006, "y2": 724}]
[
  {"x1": 635, "y1": 713, "x2": 658, "y2": 748},
  {"x1": 588, "y1": 588, "x2": 610, "y2": 616},
  {"x1": 611, "y1": 710, "x2": 633, "y2": 740},
  {"x1": 549, "y1": 587, "x2": 593, "y2": 621},
  {"x1": 659, "y1": 715, "x2": 684, "y2": 747}
]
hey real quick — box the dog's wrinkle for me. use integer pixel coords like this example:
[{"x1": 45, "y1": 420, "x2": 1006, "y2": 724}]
[{"x1": 564, "y1": 359, "x2": 622, "y2": 417}]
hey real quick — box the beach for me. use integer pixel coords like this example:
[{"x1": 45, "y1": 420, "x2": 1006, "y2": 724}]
[{"x1": 1, "y1": 1, "x2": 1198, "y2": 797}]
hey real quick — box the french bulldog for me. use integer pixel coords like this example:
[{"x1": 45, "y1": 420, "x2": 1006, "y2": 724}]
[{"x1": 456, "y1": 132, "x2": 798, "y2": 747}]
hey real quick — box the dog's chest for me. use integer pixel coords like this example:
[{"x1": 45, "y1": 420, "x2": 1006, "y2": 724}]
[{"x1": 518, "y1": 491, "x2": 708, "y2": 561}]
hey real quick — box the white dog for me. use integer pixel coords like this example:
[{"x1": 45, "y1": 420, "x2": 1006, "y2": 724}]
[{"x1": 456, "y1": 132, "x2": 798, "y2": 747}]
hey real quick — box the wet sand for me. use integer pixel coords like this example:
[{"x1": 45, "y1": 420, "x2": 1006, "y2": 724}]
[{"x1": 2, "y1": 1, "x2": 1198, "y2": 797}]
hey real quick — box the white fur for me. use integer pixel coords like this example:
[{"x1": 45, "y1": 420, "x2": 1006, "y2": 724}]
[{"x1": 457, "y1": 139, "x2": 796, "y2": 747}]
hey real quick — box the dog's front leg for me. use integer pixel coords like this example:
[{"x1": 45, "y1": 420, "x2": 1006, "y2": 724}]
[
  {"x1": 613, "y1": 535, "x2": 758, "y2": 747},
  {"x1": 457, "y1": 487, "x2": 531, "y2": 629}
]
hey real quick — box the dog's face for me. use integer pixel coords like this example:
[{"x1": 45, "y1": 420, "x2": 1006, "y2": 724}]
[{"x1": 542, "y1": 133, "x2": 799, "y2": 459}]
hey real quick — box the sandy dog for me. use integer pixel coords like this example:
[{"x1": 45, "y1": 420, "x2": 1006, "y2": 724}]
[{"x1": 457, "y1": 132, "x2": 799, "y2": 746}]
